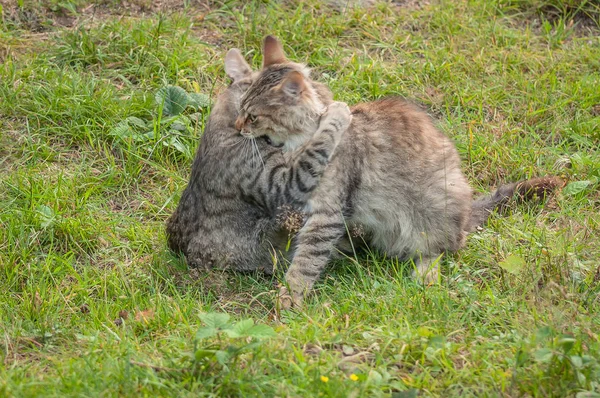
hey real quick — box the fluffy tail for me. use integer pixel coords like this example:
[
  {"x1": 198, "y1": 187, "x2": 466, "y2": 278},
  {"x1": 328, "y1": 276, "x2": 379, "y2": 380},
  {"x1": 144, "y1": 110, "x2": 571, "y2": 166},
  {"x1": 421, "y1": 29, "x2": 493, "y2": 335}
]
[{"x1": 469, "y1": 176, "x2": 564, "y2": 230}]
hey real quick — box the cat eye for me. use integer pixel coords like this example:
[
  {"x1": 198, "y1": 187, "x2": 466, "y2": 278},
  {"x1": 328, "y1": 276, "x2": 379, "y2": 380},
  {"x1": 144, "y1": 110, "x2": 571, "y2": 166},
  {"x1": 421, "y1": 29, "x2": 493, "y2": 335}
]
[
  {"x1": 247, "y1": 114, "x2": 258, "y2": 123},
  {"x1": 262, "y1": 136, "x2": 284, "y2": 148}
]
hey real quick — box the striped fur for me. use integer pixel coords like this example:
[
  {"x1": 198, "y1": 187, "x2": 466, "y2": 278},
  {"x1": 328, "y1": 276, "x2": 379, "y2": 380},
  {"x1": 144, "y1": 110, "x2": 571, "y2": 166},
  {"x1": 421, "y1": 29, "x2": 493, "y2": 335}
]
[
  {"x1": 166, "y1": 60, "x2": 351, "y2": 273},
  {"x1": 239, "y1": 36, "x2": 562, "y2": 307}
]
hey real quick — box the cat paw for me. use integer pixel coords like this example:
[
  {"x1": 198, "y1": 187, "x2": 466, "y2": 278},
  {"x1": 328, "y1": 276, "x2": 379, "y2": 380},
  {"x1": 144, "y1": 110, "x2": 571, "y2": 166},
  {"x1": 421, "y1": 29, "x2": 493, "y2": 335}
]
[
  {"x1": 277, "y1": 286, "x2": 304, "y2": 310},
  {"x1": 324, "y1": 101, "x2": 352, "y2": 131},
  {"x1": 412, "y1": 267, "x2": 439, "y2": 286}
]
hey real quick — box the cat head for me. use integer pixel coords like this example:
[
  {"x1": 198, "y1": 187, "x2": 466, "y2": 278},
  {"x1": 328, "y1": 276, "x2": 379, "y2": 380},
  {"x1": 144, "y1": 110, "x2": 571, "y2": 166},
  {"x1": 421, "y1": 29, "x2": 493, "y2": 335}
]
[
  {"x1": 215, "y1": 48, "x2": 256, "y2": 117},
  {"x1": 200, "y1": 49, "x2": 275, "y2": 162},
  {"x1": 232, "y1": 35, "x2": 330, "y2": 149}
]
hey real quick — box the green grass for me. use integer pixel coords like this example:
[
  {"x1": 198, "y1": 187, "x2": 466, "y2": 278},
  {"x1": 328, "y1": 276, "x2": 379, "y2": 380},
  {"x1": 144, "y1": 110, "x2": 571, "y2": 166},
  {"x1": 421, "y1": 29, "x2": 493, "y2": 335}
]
[{"x1": 1, "y1": 0, "x2": 599, "y2": 396}]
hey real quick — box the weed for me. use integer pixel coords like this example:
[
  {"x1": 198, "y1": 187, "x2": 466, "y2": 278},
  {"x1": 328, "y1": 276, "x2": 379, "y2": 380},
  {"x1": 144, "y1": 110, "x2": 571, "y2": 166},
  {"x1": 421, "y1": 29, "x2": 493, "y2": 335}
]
[{"x1": 0, "y1": 0, "x2": 599, "y2": 396}]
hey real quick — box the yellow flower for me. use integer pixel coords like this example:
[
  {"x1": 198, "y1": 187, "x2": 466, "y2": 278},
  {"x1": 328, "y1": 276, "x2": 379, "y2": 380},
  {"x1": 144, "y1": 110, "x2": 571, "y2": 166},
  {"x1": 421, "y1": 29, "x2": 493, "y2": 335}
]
[
  {"x1": 349, "y1": 374, "x2": 359, "y2": 381},
  {"x1": 320, "y1": 376, "x2": 329, "y2": 383}
]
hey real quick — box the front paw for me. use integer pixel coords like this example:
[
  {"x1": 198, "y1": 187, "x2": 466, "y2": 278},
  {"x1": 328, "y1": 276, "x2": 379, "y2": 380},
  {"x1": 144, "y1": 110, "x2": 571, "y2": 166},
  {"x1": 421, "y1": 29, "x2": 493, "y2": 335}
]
[
  {"x1": 277, "y1": 286, "x2": 304, "y2": 310},
  {"x1": 412, "y1": 267, "x2": 439, "y2": 286},
  {"x1": 324, "y1": 101, "x2": 352, "y2": 131}
]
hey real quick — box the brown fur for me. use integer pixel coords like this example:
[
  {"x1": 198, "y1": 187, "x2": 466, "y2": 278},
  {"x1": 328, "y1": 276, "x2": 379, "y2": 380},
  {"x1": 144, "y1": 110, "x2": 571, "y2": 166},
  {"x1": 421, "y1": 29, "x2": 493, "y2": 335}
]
[
  {"x1": 234, "y1": 36, "x2": 562, "y2": 307},
  {"x1": 166, "y1": 49, "x2": 352, "y2": 273}
]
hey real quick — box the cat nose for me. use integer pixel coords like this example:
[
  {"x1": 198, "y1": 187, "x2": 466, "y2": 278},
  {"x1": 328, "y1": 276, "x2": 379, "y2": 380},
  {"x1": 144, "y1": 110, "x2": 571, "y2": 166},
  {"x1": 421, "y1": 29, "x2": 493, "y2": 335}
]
[{"x1": 235, "y1": 117, "x2": 245, "y2": 131}]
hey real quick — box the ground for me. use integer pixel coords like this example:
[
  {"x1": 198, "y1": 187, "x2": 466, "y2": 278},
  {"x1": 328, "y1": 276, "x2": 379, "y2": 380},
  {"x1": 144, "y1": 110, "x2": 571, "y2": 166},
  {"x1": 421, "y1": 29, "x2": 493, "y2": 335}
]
[{"x1": 1, "y1": 0, "x2": 599, "y2": 396}]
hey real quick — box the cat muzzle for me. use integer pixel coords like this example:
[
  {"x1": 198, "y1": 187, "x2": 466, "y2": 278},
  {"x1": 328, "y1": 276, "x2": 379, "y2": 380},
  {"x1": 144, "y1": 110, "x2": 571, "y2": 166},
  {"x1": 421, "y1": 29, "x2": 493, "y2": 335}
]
[{"x1": 235, "y1": 116, "x2": 246, "y2": 131}]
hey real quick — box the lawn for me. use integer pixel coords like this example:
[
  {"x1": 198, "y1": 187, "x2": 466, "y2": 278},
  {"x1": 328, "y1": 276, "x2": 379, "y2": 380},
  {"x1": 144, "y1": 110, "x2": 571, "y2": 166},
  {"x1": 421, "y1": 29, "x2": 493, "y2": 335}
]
[{"x1": 1, "y1": 0, "x2": 599, "y2": 396}]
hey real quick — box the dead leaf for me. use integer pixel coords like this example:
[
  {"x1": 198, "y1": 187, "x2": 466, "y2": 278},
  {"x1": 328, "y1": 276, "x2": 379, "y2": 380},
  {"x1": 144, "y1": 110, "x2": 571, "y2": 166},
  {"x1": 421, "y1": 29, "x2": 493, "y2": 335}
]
[
  {"x1": 337, "y1": 351, "x2": 375, "y2": 373},
  {"x1": 338, "y1": 351, "x2": 375, "y2": 365},
  {"x1": 303, "y1": 343, "x2": 323, "y2": 356},
  {"x1": 135, "y1": 309, "x2": 155, "y2": 323},
  {"x1": 34, "y1": 291, "x2": 42, "y2": 309}
]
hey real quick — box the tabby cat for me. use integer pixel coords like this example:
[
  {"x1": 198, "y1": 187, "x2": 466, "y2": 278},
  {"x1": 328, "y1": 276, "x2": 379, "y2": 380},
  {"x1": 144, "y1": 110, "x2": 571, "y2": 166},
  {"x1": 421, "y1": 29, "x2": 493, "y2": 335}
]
[
  {"x1": 233, "y1": 36, "x2": 562, "y2": 307},
  {"x1": 166, "y1": 48, "x2": 352, "y2": 272}
]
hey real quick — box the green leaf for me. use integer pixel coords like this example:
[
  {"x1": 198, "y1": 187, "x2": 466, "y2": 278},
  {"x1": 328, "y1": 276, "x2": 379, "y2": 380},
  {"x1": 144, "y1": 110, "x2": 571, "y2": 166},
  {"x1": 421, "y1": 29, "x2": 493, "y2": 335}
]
[
  {"x1": 188, "y1": 112, "x2": 203, "y2": 124},
  {"x1": 392, "y1": 389, "x2": 419, "y2": 398},
  {"x1": 417, "y1": 326, "x2": 434, "y2": 337},
  {"x1": 224, "y1": 319, "x2": 254, "y2": 338},
  {"x1": 498, "y1": 254, "x2": 526, "y2": 275},
  {"x1": 428, "y1": 335, "x2": 445, "y2": 348},
  {"x1": 188, "y1": 92, "x2": 211, "y2": 109},
  {"x1": 109, "y1": 122, "x2": 134, "y2": 139},
  {"x1": 241, "y1": 341, "x2": 263, "y2": 352},
  {"x1": 196, "y1": 327, "x2": 218, "y2": 340},
  {"x1": 159, "y1": 115, "x2": 179, "y2": 125},
  {"x1": 224, "y1": 319, "x2": 276, "y2": 339},
  {"x1": 199, "y1": 312, "x2": 231, "y2": 329},
  {"x1": 110, "y1": 117, "x2": 148, "y2": 140},
  {"x1": 124, "y1": 116, "x2": 147, "y2": 129},
  {"x1": 140, "y1": 131, "x2": 155, "y2": 141},
  {"x1": 533, "y1": 348, "x2": 554, "y2": 363},
  {"x1": 155, "y1": 85, "x2": 190, "y2": 116},
  {"x1": 563, "y1": 180, "x2": 591, "y2": 196},
  {"x1": 170, "y1": 122, "x2": 187, "y2": 132},
  {"x1": 368, "y1": 369, "x2": 383, "y2": 385},
  {"x1": 36, "y1": 205, "x2": 55, "y2": 228},
  {"x1": 570, "y1": 355, "x2": 583, "y2": 368},
  {"x1": 164, "y1": 136, "x2": 189, "y2": 155},
  {"x1": 215, "y1": 349, "x2": 232, "y2": 365},
  {"x1": 581, "y1": 354, "x2": 597, "y2": 365},
  {"x1": 536, "y1": 326, "x2": 553, "y2": 340},
  {"x1": 559, "y1": 337, "x2": 576, "y2": 354},
  {"x1": 245, "y1": 324, "x2": 276, "y2": 339},
  {"x1": 194, "y1": 349, "x2": 216, "y2": 361}
]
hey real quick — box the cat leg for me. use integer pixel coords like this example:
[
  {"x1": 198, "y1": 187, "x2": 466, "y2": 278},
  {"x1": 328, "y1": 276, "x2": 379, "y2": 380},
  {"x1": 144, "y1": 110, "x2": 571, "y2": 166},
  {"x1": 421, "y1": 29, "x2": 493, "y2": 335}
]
[
  {"x1": 254, "y1": 101, "x2": 351, "y2": 212},
  {"x1": 331, "y1": 235, "x2": 354, "y2": 260},
  {"x1": 279, "y1": 210, "x2": 346, "y2": 308},
  {"x1": 412, "y1": 254, "x2": 443, "y2": 285}
]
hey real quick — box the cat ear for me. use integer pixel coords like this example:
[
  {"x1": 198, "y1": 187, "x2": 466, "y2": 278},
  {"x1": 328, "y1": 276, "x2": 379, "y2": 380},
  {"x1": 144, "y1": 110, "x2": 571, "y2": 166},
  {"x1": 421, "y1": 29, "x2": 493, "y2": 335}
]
[
  {"x1": 225, "y1": 49, "x2": 252, "y2": 82},
  {"x1": 262, "y1": 35, "x2": 287, "y2": 67},
  {"x1": 277, "y1": 70, "x2": 306, "y2": 98}
]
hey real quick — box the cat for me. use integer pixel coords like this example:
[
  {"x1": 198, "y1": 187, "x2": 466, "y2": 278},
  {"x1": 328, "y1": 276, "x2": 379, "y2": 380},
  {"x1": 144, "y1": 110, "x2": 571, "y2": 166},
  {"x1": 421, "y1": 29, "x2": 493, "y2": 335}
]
[
  {"x1": 166, "y1": 48, "x2": 352, "y2": 274},
  {"x1": 233, "y1": 35, "x2": 562, "y2": 307}
]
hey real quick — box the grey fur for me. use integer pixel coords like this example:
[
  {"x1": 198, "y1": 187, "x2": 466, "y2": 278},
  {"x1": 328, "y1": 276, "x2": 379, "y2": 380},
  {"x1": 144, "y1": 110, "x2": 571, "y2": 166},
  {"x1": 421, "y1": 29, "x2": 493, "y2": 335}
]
[
  {"x1": 238, "y1": 36, "x2": 561, "y2": 306},
  {"x1": 166, "y1": 55, "x2": 352, "y2": 273}
]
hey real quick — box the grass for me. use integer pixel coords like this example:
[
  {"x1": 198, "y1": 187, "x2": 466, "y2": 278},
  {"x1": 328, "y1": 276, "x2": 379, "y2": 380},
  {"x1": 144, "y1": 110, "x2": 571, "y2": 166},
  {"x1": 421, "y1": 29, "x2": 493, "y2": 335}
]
[{"x1": 1, "y1": 0, "x2": 599, "y2": 396}]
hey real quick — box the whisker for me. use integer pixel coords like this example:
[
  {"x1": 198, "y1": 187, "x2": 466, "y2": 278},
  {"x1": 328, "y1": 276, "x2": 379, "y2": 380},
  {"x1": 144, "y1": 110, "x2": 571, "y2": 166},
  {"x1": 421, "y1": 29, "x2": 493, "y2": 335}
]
[
  {"x1": 252, "y1": 138, "x2": 265, "y2": 169},
  {"x1": 223, "y1": 137, "x2": 246, "y2": 148}
]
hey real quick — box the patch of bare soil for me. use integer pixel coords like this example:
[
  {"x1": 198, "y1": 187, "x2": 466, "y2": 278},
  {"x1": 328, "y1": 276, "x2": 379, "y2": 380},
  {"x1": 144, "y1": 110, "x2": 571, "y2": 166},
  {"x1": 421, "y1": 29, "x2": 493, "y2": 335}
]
[
  {"x1": 571, "y1": 14, "x2": 600, "y2": 36},
  {"x1": 502, "y1": 4, "x2": 600, "y2": 38},
  {"x1": 81, "y1": 0, "x2": 212, "y2": 19},
  {"x1": 392, "y1": 0, "x2": 430, "y2": 9},
  {"x1": 326, "y1": 0, "x2": 429, "y2": 10},
  {"x1": 0, "y1": 0, "x2": 213, "y2": 31}
]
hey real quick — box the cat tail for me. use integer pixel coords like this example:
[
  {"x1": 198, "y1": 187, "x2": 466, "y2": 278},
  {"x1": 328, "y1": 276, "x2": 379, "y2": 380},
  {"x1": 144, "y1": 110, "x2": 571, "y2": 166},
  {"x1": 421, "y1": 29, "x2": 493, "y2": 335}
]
[{"x1": 469, "y1": 176, "x2": 564, "y2": 230}]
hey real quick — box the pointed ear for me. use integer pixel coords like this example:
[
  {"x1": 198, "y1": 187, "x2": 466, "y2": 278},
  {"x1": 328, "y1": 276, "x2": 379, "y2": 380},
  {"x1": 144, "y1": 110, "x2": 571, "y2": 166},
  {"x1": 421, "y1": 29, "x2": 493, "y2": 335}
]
[
  {"x1": 262, "y1": 35, "x2": 287, "y2": 67},
  {"x1": 225, "y1": 49, "x2": 252, "y2": 82},
  {"x1": 276, "y1": 70, "x2": 306, "y2": 98}
]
